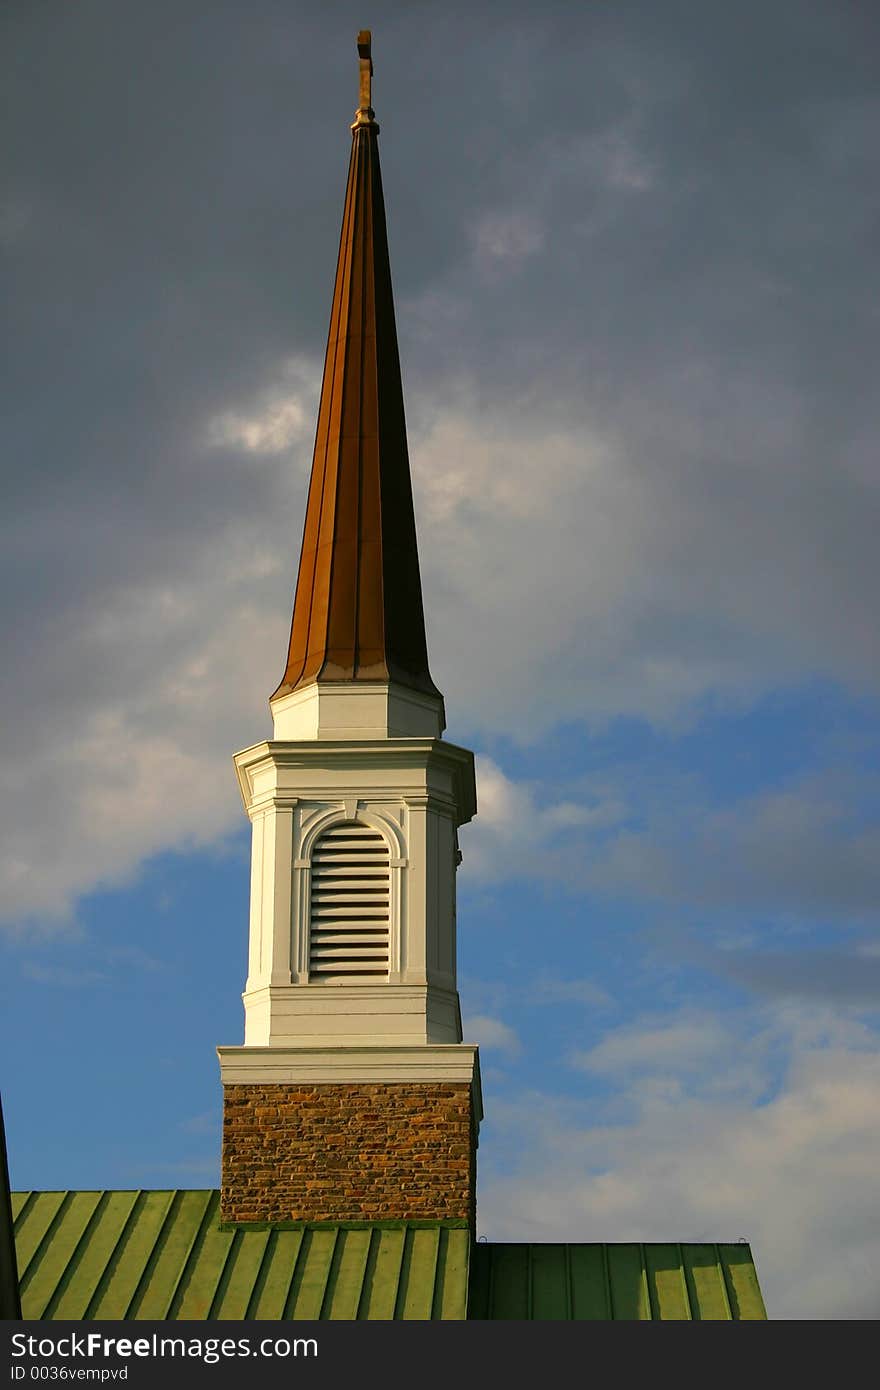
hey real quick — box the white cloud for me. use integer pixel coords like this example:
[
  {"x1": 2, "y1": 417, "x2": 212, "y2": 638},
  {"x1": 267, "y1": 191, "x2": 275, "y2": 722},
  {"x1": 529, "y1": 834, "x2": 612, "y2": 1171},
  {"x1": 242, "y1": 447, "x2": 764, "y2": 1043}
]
[
  {"x1": 471, "y1": 212, "x2": 545, "y2": 276},
  {"x1": 459, "y1": 755, "x2": 625, "y2": 884},
  {"x1": 0, "y1": 352, "x2": 323, "y2": 929},
  {"x1": 204, "y1": 357, "x2": 316, "y2": 456},
  {"x1": 411, "y1": 391, "x2": 848, "y2": 738},
  {"x1": 4, "y1": 344, "x2": 880, "y2": 929},
  {"x1": 463, "y1": 1014, "x2": 521, "y2": 1056},
  {"x1": 544, "y1": 125, "x2": 656, "y2": 195},
  {"x1": 457, "y1": 749, "x2": 880, "y2": 933},
  {"x1": 599, "y1": 128, "x2": 655, "y2": 192},
  {"x1": 478, "y1": 1008, "x2": 880, "y2": 1318},
  {"x1": 569, "y1": 1016, "x2": 731, "y2": 1077},
  {"x1": 0, "y1": 577, "x2": 286, "y2": 927}
]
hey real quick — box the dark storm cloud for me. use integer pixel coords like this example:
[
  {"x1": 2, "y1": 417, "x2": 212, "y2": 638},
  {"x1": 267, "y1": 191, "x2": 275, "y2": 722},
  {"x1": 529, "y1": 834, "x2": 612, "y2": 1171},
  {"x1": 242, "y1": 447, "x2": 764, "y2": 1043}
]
[
  {"x1": 2, "y1": 0, "x2": 880, "y2": 919},
  {"x1": 5, "y1": 1, "x2": 878, "y2": 583}
]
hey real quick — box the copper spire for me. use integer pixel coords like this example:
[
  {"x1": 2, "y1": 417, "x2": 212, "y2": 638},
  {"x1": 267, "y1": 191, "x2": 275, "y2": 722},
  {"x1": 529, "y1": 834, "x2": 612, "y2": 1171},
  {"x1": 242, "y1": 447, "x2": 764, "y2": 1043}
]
[{"x1": 272, "y1": 31, "x2": 441, "y2": 705}]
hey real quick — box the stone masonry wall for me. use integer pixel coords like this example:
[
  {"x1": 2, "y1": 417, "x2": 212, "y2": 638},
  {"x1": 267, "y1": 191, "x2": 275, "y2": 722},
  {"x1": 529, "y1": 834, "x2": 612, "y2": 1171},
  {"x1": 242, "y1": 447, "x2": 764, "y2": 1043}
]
[{"x1": 221, "y1": 1082, "x2": 476, "y2": 1225}]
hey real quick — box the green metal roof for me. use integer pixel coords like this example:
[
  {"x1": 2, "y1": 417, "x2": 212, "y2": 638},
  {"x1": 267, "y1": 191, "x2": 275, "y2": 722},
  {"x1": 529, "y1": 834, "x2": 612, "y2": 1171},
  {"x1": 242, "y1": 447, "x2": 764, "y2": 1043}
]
[
  {"x1": 12, "y1": 1192, "x2": 767, "y2": 1320},
  {"x1": 11, "y1": 1192, "x2": 469, "y2": 1320},
  {"x1": 468, "y1": 1241, "x2": 767, "y2": 1320}
]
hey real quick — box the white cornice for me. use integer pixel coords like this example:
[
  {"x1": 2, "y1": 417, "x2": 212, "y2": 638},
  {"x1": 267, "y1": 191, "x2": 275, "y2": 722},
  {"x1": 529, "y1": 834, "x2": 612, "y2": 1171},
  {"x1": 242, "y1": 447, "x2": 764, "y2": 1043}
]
[
  {"x1": 217, "y1": 1043, "x2": 483, "y2": 1123},
  {"x1": 233, "y1": 737, "x2": 476, "y2": 823}
]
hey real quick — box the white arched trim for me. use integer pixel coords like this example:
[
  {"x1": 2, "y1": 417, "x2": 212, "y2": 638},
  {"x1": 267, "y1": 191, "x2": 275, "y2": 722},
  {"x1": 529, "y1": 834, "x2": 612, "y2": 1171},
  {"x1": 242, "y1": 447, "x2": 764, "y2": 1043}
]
[{"x1": 299, "y1": 805, "x2": 406, "y2": 862}]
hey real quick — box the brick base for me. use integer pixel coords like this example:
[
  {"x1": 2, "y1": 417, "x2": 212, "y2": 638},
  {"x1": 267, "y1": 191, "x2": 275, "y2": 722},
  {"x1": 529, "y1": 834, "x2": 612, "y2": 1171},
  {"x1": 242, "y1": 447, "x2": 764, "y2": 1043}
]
[{"x1": 220, "y1": 1082, "x2": 477, "y2": 1225}]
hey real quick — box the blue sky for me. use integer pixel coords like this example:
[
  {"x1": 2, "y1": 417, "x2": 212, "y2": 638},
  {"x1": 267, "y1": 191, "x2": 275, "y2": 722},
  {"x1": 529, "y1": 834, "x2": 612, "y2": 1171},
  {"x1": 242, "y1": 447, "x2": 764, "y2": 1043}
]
[{"x1": 3, "y1": 0, "x2": 880, "y2": 1319}]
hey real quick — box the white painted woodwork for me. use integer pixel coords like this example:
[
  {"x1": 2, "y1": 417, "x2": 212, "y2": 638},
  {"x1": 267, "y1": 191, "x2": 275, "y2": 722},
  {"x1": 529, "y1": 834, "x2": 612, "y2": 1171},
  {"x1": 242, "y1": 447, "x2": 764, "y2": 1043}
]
[
  {"x1": 270, "y1": 680, "x2": 445, "y2": 741},
  {"x1": 229, "y1": 733, "x2": 476, "y2": 1051}
]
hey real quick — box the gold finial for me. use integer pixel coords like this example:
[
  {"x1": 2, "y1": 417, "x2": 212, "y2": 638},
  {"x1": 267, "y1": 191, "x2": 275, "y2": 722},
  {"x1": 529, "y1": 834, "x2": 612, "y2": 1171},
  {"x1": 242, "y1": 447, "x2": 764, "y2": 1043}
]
[{"x1": 352, "y1": 29, "x2": 378, "y2": 129}]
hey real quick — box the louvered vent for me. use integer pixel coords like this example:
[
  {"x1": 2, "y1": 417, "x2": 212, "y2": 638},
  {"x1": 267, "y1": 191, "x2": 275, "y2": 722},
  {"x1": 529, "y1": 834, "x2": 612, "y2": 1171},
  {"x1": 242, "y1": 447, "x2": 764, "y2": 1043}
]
[{"x1": 309, "y1": 822, "x2": 391, "y2": 981}]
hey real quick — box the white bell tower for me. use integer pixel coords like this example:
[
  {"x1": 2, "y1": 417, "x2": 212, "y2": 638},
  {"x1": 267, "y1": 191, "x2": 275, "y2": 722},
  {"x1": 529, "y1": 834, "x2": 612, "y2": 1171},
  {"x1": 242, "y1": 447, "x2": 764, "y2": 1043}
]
[{"x1": 230, "y1": 715, "x2": 476, "y2": 1051}]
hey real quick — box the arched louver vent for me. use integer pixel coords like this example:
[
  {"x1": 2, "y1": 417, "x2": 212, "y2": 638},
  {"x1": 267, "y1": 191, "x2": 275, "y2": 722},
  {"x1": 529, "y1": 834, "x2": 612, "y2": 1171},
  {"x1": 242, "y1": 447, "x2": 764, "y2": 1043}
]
[{"x1": 309, "y1": 822, "x2": 391, "y2": 980}]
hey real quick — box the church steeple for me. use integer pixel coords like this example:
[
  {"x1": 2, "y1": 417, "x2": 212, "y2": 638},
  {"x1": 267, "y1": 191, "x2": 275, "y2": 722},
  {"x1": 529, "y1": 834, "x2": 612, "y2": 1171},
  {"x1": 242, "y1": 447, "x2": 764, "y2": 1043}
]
[
  {"x1": 272, "y1": 29, "x2": 441, "y2": 720},
  {"x1": 219, "y1": 34, "x2": 479, "y2": 1228}
]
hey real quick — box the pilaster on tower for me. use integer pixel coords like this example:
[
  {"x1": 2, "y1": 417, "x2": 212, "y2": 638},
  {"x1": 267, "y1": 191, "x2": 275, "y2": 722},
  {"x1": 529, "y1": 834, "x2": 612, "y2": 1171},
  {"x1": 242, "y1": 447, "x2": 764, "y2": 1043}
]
[{"x1": 218, "y1": 32, "x2": 480, "y2": 1226}]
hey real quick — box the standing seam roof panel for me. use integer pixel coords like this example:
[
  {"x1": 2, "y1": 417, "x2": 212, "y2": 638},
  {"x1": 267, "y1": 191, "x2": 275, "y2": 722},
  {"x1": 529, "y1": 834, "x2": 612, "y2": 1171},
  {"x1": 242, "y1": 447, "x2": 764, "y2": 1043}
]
[
  {"x1": 13, "y1": 1194, "x2": 764, "y2": 1320},
  {"x1": 467, "y1": 1241, "x2": 767, "y2": 1320}
]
